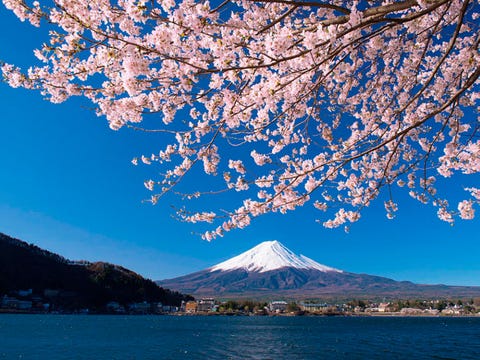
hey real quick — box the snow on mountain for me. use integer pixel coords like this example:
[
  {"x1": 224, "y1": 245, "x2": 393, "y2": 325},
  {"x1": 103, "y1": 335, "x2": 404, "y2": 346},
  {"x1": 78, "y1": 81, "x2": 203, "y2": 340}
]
[{"x1": 209, "y1": 240, "x2": 342, "y2": 273}]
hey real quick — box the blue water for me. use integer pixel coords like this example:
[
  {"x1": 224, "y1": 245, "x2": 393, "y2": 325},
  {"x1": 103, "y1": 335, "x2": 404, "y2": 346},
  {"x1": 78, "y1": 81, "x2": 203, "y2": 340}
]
[{"x1": 1, "y1": 315, "x2": 479, "y2": 359}]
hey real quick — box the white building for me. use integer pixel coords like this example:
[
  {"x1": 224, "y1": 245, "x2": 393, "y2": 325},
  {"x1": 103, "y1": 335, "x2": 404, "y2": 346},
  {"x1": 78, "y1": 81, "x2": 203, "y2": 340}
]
[
  {"x1": 299, "y1": 302, "x2": 328, "y2": 312},
  {"x1": 197, "y1": 298, "x2": 215, "y2": 312},
  {"x1": 269, "y1": 301, "x2": 288, "y2": 313}
]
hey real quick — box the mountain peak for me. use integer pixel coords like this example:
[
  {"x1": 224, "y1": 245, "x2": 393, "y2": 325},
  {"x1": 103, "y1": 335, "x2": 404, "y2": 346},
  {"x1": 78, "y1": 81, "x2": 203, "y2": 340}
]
[{"x1": 209, "y1": 240, "x2": 342, "y2": 273}]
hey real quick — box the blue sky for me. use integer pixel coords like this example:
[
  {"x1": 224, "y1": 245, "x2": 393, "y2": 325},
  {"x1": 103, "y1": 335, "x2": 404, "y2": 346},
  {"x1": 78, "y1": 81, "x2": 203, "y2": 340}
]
[{"x1": 0, "y1": 6, "x2": 479, "y2": 286}]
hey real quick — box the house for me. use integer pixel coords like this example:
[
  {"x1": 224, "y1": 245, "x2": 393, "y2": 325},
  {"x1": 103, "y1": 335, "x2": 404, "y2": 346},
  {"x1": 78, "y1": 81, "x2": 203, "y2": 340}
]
[
  {"x1": 378, "y1": 303, "x2": 390, "y2": 312},
  {"x1": 152, "y1": 302, "x2": 163, "y2": 313},
  {"x1": 1, "y1": 296, "x2": 32, "y2": 310},
  {"x1": 106, "y1": 301, "x2": 125, "y2": 313},
  {"x1": 185, "y1": 301, "x2": 198, "y2": 313},
  {"x1": 365, "y1": 303, "x2": 391, "y2": 312},
  {"x1": 162, "y1": 305, "x2": 177, "y2": 313},
  {"x1": 197, "y1": 298, "x2": 215, "y2": 312},
  {"x1": 299, "y1": 302, "x2": 328, "y2": 312},
  {"x1": 18, "y1": 300, "x2": 33, "y2": 310},
  {"x1": 400, "y1": 307, "x2": 423, "y2": 315},
  {"x1": 1, "y1": 295, "x2": 18, "y2": 308},
  {"x1": 441, "y1": 306, "x2": 463, "y2": 315},
  {"x1": 129, "y1": 301, "x2": 151, "y2": 314},
  {"x1": 268, "y1": 301, "x2": 288, "y2": 313}
]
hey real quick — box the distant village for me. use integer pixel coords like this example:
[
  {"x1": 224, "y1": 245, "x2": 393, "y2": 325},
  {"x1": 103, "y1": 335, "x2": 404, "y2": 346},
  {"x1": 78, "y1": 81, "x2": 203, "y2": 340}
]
[
  {"x1": 0, "y1": 288, "x2": 176, "y2": 315},
  {"x1": 179, "y1": 298, "x2": 480, "y2": 316},
  {"x1": 2, "y1": 288, "x2": 480, "y2": 316}
]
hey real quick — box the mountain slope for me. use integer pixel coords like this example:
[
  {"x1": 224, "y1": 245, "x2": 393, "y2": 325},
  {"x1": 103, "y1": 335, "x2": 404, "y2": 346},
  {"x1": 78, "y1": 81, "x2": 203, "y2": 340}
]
[
  {"x1": 0, "y1": 232, "x2": 191, "y2": 309},
  {"x1": 158, "y1": 241, "x2": 480, "y2": 299}
]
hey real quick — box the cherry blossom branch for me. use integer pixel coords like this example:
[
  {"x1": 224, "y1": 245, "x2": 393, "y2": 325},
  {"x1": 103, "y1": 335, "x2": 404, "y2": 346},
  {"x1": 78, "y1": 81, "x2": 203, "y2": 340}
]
[{"x1": 1, "y1": 0, "x2": 478, "y2": 239}]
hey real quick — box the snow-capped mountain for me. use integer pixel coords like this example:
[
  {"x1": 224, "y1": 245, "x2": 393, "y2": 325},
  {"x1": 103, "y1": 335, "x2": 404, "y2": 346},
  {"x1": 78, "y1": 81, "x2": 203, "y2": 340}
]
[
  {"x1": 209, "y1": 240, "x2": 341, "y2": 273},
  {"x1": 157, "y1": 241, "x2": 480, "y2": 299}
]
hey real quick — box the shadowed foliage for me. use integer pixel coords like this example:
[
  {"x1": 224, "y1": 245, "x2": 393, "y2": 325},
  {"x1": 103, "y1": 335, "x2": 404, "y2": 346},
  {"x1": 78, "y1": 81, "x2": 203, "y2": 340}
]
[{"x1": 0, "y1": 232, "x2": 192, "y2": 310}]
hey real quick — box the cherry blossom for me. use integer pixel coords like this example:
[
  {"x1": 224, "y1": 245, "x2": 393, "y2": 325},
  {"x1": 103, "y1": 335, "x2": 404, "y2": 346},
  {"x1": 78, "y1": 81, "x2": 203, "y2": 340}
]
[{"x1": 1, "y1": 0, "x2": 479, "y2": 239}]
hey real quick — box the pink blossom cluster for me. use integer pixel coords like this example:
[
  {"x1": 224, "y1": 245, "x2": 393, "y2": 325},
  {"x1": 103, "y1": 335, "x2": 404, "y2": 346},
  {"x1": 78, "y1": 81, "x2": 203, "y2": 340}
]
[{"x1": 1, "y1": 0, "x2": 479, "y2": 239}]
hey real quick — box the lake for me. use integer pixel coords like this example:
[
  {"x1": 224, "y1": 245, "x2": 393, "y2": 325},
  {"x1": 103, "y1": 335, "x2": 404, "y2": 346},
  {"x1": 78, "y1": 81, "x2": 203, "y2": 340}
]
[{"x1": 1, "y1": 314, "x2": 479, "y2": 359}]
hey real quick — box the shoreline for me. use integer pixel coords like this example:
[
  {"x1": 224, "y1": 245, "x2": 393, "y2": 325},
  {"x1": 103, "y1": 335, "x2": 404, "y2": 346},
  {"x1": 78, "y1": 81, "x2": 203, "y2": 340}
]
[{"x1": 1, "y1": 309, "x2": 479, "y2": 318}]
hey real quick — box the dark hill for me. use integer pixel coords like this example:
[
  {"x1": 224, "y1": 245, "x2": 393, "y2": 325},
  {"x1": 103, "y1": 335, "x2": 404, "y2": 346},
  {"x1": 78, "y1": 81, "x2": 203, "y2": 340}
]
[{"x1": 0, "y1": 232, "x2": 191, "y2": 310}]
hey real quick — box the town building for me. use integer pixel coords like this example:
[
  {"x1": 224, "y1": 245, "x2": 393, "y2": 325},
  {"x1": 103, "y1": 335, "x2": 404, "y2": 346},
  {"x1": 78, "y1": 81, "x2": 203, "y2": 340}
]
[
  {"x1": 162, "y1": 305, "x2": 178, "y2": 313},
  {"x1": 128, "y1": 301, "x2": 151, "y2": 314},
  {"x1": 299, "y1": 302, "x2": 328, "y2": 312},
  {"x1": 378, "y1": 303, "x2": 391, "y2": 312},
  {"x1": 185, "y1": 301, "x2": 198, "y2": 313},
  {"x1": 197, "y1": 298, "x2": 215, "y2": 312},
  {"x1": 106, "y1": 301, "x2": 126, "y2": 313},
  {"x1": 268, "y1": 301, "x2": 288, "y2": 313},
  {"x1": 1, "y1": 295, "x2": 32, "y2": 310}
]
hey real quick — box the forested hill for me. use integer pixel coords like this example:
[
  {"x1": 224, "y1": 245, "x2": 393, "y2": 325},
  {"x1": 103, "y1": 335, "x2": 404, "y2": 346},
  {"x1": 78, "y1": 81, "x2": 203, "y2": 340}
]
[{"x1": 0, "y1": 232, "x2": 192, "y2": 310}]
